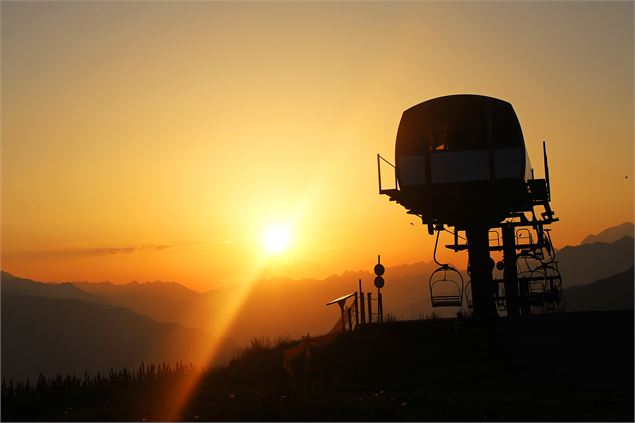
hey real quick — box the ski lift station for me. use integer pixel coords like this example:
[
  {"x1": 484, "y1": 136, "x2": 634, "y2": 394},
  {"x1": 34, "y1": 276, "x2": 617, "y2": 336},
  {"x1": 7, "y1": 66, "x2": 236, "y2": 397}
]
[{"x1": 378, "y1": 94, "x2": 562, "y2": 319}]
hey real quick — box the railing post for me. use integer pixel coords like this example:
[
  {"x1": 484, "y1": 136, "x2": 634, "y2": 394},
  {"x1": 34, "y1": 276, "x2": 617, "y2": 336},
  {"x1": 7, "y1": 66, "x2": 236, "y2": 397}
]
[
  {"x1": 367, "y1": 292, "x2": 373, "y2": 323},
  {"x1": 359, "y1": 279, "x2": 365, "y2": 325},
  {"x1": 377, "y1": 154, "x2": 382, "y2": 194}
]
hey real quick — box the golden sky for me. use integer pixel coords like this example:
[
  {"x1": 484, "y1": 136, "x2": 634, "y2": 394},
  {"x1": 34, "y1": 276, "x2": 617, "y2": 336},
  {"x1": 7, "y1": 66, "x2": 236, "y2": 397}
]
[{"x1": 2, "y1": 1, "x2": 633, "y2": 291}]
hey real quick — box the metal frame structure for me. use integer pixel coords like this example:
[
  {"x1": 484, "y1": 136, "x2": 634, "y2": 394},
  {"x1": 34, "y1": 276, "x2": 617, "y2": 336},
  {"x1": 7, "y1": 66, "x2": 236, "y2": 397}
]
[{"x1": 379, "y1": 141, "x2": 563, "y2": 318}]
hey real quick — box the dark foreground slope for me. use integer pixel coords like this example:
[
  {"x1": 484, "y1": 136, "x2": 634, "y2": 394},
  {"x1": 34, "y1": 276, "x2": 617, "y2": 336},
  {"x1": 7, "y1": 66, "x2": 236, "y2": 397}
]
[
  {"x1": 564, "y1": 267, "x2": 634, "y2": 311},
  {"x1": 3, "y1": 311, "x2": 633, "y2": 421},
  {"x1": 302, "y1": 311, "x2": 634, "y2": 421}
]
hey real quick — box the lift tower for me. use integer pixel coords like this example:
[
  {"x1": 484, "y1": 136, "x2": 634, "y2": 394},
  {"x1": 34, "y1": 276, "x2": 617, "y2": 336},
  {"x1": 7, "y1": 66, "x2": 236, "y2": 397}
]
[{"x1": 377, "y1": 95, "x2": 561, "y2": 319}]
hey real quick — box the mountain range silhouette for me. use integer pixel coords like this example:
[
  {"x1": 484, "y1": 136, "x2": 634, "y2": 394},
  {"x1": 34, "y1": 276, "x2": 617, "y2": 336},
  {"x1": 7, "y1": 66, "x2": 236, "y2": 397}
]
[{"x1": 1, "y1": 222, "x2": 632, "y2": 381}]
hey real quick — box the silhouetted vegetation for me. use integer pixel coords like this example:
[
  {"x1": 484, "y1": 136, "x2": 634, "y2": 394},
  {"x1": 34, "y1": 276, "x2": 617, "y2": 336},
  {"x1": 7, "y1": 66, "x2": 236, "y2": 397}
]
[
  {"x1": 1, "y1": 336, "x2": 294, "y2": 421},
  {"x1": 2, "y1": 361, "x2": 198, "y2": 421}
]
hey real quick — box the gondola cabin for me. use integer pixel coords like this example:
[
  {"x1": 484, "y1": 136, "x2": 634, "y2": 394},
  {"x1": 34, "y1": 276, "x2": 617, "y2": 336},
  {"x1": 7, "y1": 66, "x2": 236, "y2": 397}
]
[{"x1": 387, "y1": 94, "x2": 538, "y2": 227}]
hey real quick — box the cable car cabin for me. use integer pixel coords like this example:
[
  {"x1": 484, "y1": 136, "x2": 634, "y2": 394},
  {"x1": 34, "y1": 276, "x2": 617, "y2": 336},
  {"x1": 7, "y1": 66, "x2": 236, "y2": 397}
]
[{"x1": 388, "y1": 94, "x2": 535, "y2": 227}]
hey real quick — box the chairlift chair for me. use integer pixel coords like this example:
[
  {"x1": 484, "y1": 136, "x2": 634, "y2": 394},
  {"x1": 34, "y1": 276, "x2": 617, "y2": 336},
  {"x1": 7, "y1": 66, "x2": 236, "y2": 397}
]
[
  {"x1": 541, "y1": 263, "x2": 563, "y2": 310},
  {"x1": 429, "y1": 264, "x2": 464, "y2": 307},
  {"x1": 493, "y1": 281, "x2": 507, "y2": 312},
  {"x1": 489, "y1": 230, "x2": 501, "y2": 248},
  {"x1": 528, "y1": 267, "x2": 548, "y2": 308},
  {"x1": 515, "y1": 228, "x2": 533, "y2": 246}
]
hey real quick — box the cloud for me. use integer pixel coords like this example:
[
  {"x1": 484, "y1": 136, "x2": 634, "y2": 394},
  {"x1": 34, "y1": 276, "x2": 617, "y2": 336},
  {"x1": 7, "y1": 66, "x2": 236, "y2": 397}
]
[
  {"x1": 84, "y1": 245, "x2": 174, "y2": 255},
  {"x1": 13, "y1": 244, "x2": 174, "y2": 258},
  {"x1": 214, "y1": 240, "x2": 235, "y2": 245},
  {"x1": 8, "y1": 241, "x2": 237, "y2": 259}
]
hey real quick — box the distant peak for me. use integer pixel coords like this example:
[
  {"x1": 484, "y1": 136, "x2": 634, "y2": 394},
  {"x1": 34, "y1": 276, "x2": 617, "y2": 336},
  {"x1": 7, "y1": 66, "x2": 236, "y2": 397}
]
[
  {"x1": 582, "y1": 222, "x2": 634, "y2": 245},
  {"x1": 125, "y1": 280, "x2": 178, "y2": 286}
]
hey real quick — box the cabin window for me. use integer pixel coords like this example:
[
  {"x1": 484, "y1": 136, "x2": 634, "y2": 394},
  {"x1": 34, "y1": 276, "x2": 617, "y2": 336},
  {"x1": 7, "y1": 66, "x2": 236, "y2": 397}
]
[
  {"x1": 396, "y1": 96, "x2": 524, "y2": 160},
  {"x1": 427, "y1": 127, "x2": 488, "y2": 152},
  {"x1": 424, "y1": 104, "x2": 489, "y2": 152}
]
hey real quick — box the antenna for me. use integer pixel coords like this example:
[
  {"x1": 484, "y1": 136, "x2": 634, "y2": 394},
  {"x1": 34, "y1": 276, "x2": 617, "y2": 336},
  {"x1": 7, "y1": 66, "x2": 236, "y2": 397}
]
[{"x1": 543, "y1": 141, "x2": 550, "y2": 201}]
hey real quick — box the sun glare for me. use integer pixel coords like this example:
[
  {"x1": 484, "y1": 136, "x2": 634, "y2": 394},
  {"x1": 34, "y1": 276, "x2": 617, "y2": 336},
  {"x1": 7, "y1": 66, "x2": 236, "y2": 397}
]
[{"x1": 262, "y1": 224, "x2": 292, "y2": 254}]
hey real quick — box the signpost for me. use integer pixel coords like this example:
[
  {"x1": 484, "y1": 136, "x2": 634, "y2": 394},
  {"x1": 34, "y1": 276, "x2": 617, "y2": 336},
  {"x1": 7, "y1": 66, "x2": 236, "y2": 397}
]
[
  {"x1": 374, "y1": 255, "x2": 384, "y2": 323},
  {"x1": 358, "y1": 279, "x2": 365, "y2": 325}
]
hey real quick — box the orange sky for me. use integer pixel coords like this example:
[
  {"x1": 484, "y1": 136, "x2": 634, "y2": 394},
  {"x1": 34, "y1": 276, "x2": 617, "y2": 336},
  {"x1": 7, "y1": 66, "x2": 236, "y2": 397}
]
[{"x1": 2, "y1": 1, "x2": 633, "y2": 291}]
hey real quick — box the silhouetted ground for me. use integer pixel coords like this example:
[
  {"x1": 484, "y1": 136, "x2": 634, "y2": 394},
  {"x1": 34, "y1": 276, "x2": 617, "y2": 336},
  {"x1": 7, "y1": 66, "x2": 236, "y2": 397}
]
[{"x1": 2, "y1": 311, "x2": 633, "y2": 421}]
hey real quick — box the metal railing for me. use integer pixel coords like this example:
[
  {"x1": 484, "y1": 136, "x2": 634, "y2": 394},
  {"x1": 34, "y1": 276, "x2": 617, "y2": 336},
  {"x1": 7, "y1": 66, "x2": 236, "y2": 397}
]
[{"x1": 377, "y1": 154, "x2": 398, "y2": 194}]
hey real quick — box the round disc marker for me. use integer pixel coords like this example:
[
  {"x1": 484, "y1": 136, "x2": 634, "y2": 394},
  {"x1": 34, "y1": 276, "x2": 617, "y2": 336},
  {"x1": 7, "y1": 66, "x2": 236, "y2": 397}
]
[{"x1": 374, "y1": 276, "x2": 385, "y2": 289}]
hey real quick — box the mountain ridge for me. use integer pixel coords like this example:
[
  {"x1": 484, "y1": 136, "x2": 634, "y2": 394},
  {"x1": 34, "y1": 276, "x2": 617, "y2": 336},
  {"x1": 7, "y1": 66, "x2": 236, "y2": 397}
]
[
  {"x1": 581, "y1": 221, "x2": 634, "y2": 245},
  {"x1": 2, "y1": 222, "x2": 633, "y2": 345},
  {"x1": 1, "y1": 271, "x2": 111, "y2": 305},
  {"x1": 563, "y1": 267, "x2": 634, "y2": 312},
  {"x1": 556, "y1": 235, "x2": 633, "y2": 286}
]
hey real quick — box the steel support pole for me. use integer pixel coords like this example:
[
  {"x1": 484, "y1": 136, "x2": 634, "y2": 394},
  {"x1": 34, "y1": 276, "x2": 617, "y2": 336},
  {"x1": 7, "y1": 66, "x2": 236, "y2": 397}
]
[
  {"x1": 502, "y1": 225, "x2": 520, "y2": 317},
  {"x1": 466, "y1": 225, "x2": 498, "y2": 319}
]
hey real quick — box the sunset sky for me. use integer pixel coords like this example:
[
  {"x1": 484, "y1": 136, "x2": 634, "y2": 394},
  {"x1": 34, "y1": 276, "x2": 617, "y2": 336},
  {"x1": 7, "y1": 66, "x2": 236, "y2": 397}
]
[{"x1": 2, "y1": 1, "x2": 633, "y2": 291}]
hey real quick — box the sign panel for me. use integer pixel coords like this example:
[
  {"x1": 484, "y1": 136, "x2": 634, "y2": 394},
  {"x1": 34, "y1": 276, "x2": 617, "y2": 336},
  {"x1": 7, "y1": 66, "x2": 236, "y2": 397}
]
[
  {"x1": 374, "y1": 276, "x2": 385, "y2": 289},
  {"x1": 374, "y1": 264, "x2": 385, "y2": 276}
]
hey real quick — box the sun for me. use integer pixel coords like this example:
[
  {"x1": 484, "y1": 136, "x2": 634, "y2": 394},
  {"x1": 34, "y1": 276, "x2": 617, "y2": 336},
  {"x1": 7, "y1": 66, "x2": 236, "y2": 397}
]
[{"x1": 262, "y1": 224, "x2": 292, "y2": 254}]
